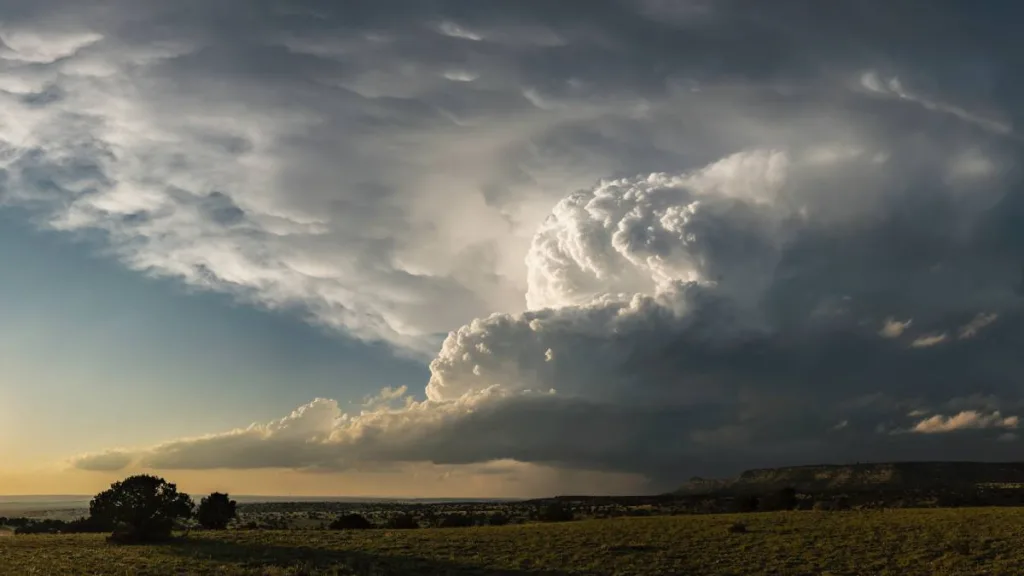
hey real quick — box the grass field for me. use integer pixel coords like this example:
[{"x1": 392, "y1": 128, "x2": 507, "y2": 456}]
[{"x1": 4, "y1": 508, "x2": 1024, "y2": 575}]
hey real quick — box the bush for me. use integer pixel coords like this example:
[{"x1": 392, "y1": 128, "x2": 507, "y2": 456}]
[
  {"x1": 538, "y1": 504, "x2": 575, "y2": 523},
  {"x1": 384, "y1": 514, "x2": 419, "y2": 529},
  {"x1": 14, "y1": 520, "x2": 65, "y2": 535},
  {"x1": 813, "y1": 497, "x2": 851, "y2": 512},
  {"x1": 775, "y1": 487, "x2": 798, "y2": 511},
  {"x1": 732, "y1": 495, "x2": 759, "y2": 513},
  {"x1": 328, "y1": 514, "x2": 373, "y2": 530},
  {"x1": 487, "y1": 513, "x2": 511, "y2": 526},
  {"x1": 65, "y1": 517, "x2": 110, "y2": 534},
  {"x1": 437, "y1": 514, "x2": 474, "y2": 528},
  {"x1": 89, "y1": 475, "x2": 194, "y2": 543},
  {"x1": 197, "y1": 492, "x2": 237, "y2": 530}
]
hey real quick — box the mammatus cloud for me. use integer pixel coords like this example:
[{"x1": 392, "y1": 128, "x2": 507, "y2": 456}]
[
  {"x1": 958, "y1": 313, "x2": 999, "y2": 340},
  {"x1": 7, "y1": 0, "x2": 1024, "y2": 490},
  {"x1": 910, "y1": 333, "x2": 948, "y2": 349},
  {"x1": 879, "y1": 318, "x2": 911, "y2": 339},
  {"x1": 1, "y1": 0, "x2": 1018, "y2": 354}
]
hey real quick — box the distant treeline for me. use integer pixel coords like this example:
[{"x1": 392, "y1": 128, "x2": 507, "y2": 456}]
[
  {"x1": 533, "y1": 484, "x2": 1024, "y2": 515},
  {"x1": 0, "y1": 516, "x2": 109, "y2": 535},
  {"x1": 9, "y1": 481, "x2": 1024, "y2": 537}
]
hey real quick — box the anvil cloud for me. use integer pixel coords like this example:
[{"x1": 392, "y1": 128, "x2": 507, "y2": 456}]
[{"x1": 4, "y1": 0, "x2": 1023, "y2": 492}]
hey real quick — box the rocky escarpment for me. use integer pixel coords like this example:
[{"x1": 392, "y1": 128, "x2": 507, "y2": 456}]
[{"x1": 675, "y1": 462, "x2": 1024, "y2": 495}]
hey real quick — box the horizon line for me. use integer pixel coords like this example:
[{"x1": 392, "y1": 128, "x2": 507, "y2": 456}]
[{"x1": 0, "y1": 494, "x2": 525, "y2": 500}]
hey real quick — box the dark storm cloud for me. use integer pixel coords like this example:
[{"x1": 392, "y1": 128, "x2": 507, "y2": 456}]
[{"x1": 23, "y1": 1, "x2": 1024, "y2": 489}]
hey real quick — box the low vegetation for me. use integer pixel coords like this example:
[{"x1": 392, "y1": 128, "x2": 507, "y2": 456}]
[
  {"x1": 5, "y1": 468, "x2": 1024, "y2": 573},
  {"x1": 5, "y1": 509, "x2": 1024, "y2": 574}
]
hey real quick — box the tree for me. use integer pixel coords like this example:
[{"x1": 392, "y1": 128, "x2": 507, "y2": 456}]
[
  {"x1": 196, "y1": 492, "x2": 237, "y2": 530},
  {"x1": 89, "y1": 475, "x2": 194, "y2": 543}
]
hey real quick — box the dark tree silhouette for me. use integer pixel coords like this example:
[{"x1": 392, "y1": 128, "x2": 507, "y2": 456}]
[
  {"x1": 437, "y1": 513, "x2": 474, "y2": 528},
  {"x1": 487, "y1": 513, "x2": 510, "y2": 526},
  {"x1": 328, "y1": 513, "x2": 373, "y2": 530},
  {"x1": 733, "y1": 495, "x2": 759, "y2": 513},
  {"x1": 89, "y1": 475, "x2": 194, "y2": 543},
  {"x1": 384, "y1": 513, "x2": 419, "y2": 529},
  {"x1": 537, "y1": 503, "x2": 575, "y2": 522},
  {"x1": 775, "y1": 487, "x2": 798, "y2": 511},
  {"x1": 196, "y1": 492, "x2": 237, "y2": 530}
]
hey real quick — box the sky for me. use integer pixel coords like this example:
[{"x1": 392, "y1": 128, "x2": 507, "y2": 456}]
[{"x1": 1, "y1": 0, "x2": 1024, "y2": 498}]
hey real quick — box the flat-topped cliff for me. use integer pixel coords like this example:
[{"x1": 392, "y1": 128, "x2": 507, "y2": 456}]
[{"x1": 676, "y1": 462, "x2": 1024, "y2": 495}]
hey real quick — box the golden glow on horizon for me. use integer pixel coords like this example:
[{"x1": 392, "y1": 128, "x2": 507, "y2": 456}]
[{"x1": 0, "y1": 463, "x2": 648, "y2": 499}]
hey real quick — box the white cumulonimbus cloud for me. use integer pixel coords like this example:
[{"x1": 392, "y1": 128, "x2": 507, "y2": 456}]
[
  {"x1": 525, "y1": 150, "x2": 792, "y2": 311},
  {"x1": 72, "y1": 134, "x2": 1024, "y2": 485}
]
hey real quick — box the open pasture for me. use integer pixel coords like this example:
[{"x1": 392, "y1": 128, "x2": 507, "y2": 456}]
[{"x1": 3, "y1": 508, "x2": 1024, "y2": 575}]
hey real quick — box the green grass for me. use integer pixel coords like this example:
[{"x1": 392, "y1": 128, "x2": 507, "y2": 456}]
[{"x1": 5, "y1": 509, "x2": 1024, "y2": 575}]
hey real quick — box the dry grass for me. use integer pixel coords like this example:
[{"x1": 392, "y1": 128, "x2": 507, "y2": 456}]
[{"x1": 4, "y1": 508, "x2": 1024, "y2": 575}]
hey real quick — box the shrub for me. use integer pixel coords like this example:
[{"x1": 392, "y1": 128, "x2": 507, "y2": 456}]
[
  {"x1": 487, "y1": 513, "x2": 511, "y2": 526},
  {"x1": 197, "y1": 492, "x2": 237, "y2": 530},
  {"x1": 65, "y1": 517, "x2": 109, "y2": 534},
  {"x1": 328, "y1": 514, "x2": 373, "y2": 530},
  {"x1": 732, "y1": 495, "x2": 760, "y2": 513},
  {"x1": 775, "y1": 487, "x2": 798, "y2": 511},
  {"x1": 437, "y1": 514, "x2": 474, "y2": 528},
  {"x1": 384, "y1": 514, "x2": 419, "y2": 529},
  {"x1": 538, "y1": 504, "x2": 575, "y2": 522}
]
